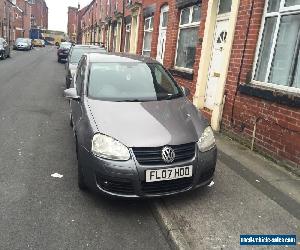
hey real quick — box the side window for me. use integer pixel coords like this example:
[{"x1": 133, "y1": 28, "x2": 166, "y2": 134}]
[
  {"x1": 153, "y1": 64, "x2": 179, "y2": 94},
  {"x1": 76, "y1": 57, "x2": 87, "y2": 95}
]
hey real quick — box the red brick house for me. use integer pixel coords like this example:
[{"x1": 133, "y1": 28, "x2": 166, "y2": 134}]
[
  {"x1": 220, "y1": 0, "x2": 300, "y2": 167},
  {"x1": 67, "y1": 6, "x2": 78, "y2": 43},
  {"x1": 0, "y1": 0, "x2": 32, "y2": 43},
  {"x1": 30, "y1": 0, "x2": 48, "y2": 29}
]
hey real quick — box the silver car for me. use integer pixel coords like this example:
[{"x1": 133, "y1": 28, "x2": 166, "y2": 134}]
[
  {"x1": 13, "y1": 38, "x2": 31, "y2": 51},
  {"x1": 65, "y1": 45, "x2": 106, "y2": 88},
  {"x1": 64, "y1": 53, "x2": 217, "y2": 198}
]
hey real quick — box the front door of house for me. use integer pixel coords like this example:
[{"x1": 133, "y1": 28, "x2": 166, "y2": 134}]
[
  {"x1": 156, "y1": 5, "x2": 169, "y2": 64},
  {"x1": 204, "y1": 17, "x2": 230, "y2": 110}
]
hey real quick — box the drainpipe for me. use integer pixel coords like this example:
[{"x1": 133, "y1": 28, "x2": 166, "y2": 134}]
[
  {"x1": 120, "y1": 0, "x2": 125, "y2": 52},
  {"x1": 251, "y1": 117, "x2": 261, "y2": 151}
]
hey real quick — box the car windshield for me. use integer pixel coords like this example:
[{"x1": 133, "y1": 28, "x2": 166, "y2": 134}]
[
  {"x1": 16, "y1": 38, "x2": 27, "y2": 43},
  {"x1": 70, "y1": 47, "x2": 101, "y2": 63},
  {"x1": 88, "y1": 62, "x2": 183, "y2": 102},
  {"x1": 60, "y1": 43, "x2": 71, "y2": 49}
]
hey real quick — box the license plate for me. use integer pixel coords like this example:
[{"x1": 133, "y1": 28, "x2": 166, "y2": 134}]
[{"x1": 145, "y1": 166, "x2": 193, "y2": 183}]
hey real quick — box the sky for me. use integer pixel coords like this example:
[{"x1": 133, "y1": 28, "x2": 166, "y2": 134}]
[{"x1": 47, "y1": 0, "x2": 91, "y2": 32}]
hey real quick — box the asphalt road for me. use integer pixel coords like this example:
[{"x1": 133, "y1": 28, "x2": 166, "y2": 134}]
[{"x1": 0, "y1": 48, "x2": 170, "y2": 250}]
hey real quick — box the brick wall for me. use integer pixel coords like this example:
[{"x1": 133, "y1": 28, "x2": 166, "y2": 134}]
[
  {"x1": 31, "y1": 0, "x2": 48, "y2": 29},
  {"x1": 68, "y1": 7, "x2": 78, "y2": 42},
  {"x1": 222, "y1": 0, "x2": 300, "y2": 167}
]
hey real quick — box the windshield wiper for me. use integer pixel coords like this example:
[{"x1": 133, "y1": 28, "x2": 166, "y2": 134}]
[
  {"x1": 115, "y1": 99, "x2": 143, "y2": 102},
  {"x1": 160, "y1": 93, "x2": 182, "y2": 100}
]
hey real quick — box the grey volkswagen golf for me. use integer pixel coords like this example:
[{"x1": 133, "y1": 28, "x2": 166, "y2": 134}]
[{"x1": 64, "y1": 53, "x2": 217, "y2": 198}]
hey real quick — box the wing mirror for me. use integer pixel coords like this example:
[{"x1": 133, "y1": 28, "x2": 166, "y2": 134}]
[
  {"x1": 64, "y1": 88, "x2": 80, "y2": 101},
  {"x1": 181, "y1": 86, "x2": 191, "y2": 97}
]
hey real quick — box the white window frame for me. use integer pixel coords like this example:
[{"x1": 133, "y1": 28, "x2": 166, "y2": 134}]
[
  {"x1": 252, "y1": 0, "x2": 300, "y2": 94},
  {"x1": 142, "y1": 16, "x2": 154, "y2": 56},
  {"x1": 124, "y1": 23, "x2": 131, "y2": 52},
  {"x1": 174, "y1": 5, "x2": 200, "y2": 73}
]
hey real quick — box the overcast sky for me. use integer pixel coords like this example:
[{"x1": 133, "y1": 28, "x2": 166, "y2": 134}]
[{"x1": 47, "y1": 0, "x2": 91, "y2": 32}]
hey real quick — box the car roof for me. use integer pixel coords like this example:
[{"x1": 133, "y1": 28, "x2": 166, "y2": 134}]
[
  {"x1": 87, "y1": 53, "x2": 158, "y2": 64},
  {"x1": 72, "y1": 45, "x2": 100, "y2": 49}
]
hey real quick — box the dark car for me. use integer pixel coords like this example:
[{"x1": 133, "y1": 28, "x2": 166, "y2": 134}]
[
  {"x1": 65, "y1": 45, "x2": 106, "y2": 88},
  {"x1": 57, "y1": 42, "x2": 72, "y2": 62},
  {"x1": 0, "y1": 38, "x2": 10, "y2": 59},
  {"x1": 64, "y1": 53, "x2": 217, "y2": 198}
]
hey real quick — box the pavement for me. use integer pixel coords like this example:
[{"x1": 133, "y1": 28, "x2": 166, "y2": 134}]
[
  {"x1": 0, "y1": 47, "x2": 299, "y2": 250},
  {"x1": 153, "y1": 134, "x2": 300, "y2": 249}
]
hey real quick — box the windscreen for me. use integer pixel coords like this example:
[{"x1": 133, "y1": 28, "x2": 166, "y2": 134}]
[
  {"x1": 60, "y1": 43, "x2": 71, "y2": 49},
  {"x1": 16, "y1": 38, "x2": 27, "y2": 43},
  {"x1": 88, "y1": 62, "x2": 183, "y2": 102},
  {"x1": 70, "y1": 47, "x2": 103, "y2": 63}
]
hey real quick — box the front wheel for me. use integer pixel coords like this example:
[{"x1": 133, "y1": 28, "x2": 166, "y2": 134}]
[{"x1": 0, "y1": 51, "x2": 4, "y2": 60}]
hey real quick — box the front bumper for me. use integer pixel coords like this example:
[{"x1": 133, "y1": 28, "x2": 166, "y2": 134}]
[
  {"x1": 78, "y1": 144, "x2": 217, "y2": 198},
  {"x1": 58, "y1": 53, "x2": 68, "y2": 60},
  {"x1": 16, "y1": 46, "x2": 29, "y2": 50}
]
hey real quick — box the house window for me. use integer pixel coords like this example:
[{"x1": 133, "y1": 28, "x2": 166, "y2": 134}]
[
  {"x1": 142, "y1": 16, "x2": 153, "y2": 57},
  {"x1": 254, "y1": 0, "x2": 300, "y2": 90},
  {"x1": 124, "y1": 23, "x2": 131, "y2": 53},
  {"x1": 175, "y1": 5, "x2": 201, "y2": 71},
  {"x1": 218, "y1": 0, "x2": 232, "y2": 15}
]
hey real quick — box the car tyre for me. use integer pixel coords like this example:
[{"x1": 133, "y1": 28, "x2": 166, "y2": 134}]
[
  {"x1": 0, "y1": 52, "x2": 4, "y2": 60},
  {"x1": 58, "y1": 58, "x2": 61, "y2": 63},
  {"x1": 66, "y1": 79, "x2": 71, "y2": 89},
  {"x1": 69, "y1": 113, "x2": 73, "y2": 127},
  {"x1": 76, "y1": 138, "x2": 88, "y2": 191}
]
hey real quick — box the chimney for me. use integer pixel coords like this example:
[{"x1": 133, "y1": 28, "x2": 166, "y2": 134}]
[{"x1": 78, "y1": 2, "x2": 80, "y2": 10}]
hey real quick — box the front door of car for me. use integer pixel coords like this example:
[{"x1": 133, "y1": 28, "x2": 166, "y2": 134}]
[{"x1": 72, "y1": 58, "x2": 86, "y2": 130}]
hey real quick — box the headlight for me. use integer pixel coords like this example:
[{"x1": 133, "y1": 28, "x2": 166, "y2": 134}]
[
  {"x1": 91, "y1": 133, "x2": 130, "y2": 161},
  {"x1": 197, "y1": 126, "x2": 216, "y2": 152}
]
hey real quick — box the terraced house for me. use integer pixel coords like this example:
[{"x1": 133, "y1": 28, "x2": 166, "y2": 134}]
[
  {"x1": 0, "y1": 0, "x2": 47, "y2": 43},
  {"x1": 69, "y1": 0, "x2": 300, "y2": 168}
]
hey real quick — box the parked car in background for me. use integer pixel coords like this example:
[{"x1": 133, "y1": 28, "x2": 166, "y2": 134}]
[
  {"x1": 0, "y1": 38, "x2": 10, "y2": 59},
  {"x1": 32, "y1": 39, "x2": 45, "y2": 47},
  {"x1": 57, "y1": 42, "x2": 72, "y2": 62},
  {"x1": 64, "y1": 53, "x2": 217, "y2": 197},
  {"x1": 65, "y1": 45, "x2": 106, "y2": 88},
  {"x1": 13, "y1": 38, "x2": 31, "y2": 51}
]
